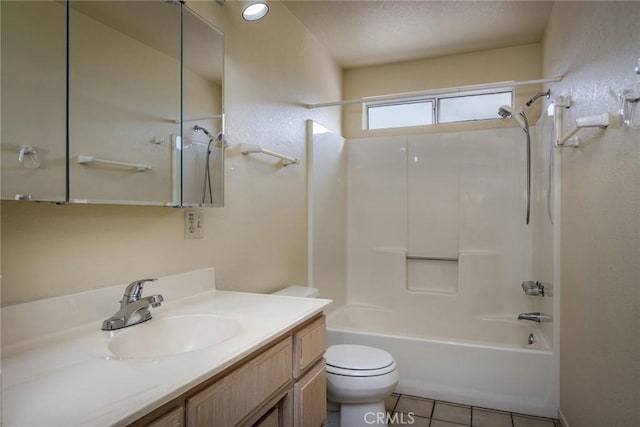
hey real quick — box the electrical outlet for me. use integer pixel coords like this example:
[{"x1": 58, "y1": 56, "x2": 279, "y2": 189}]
[{"x1": 185, "y1": 210, "x2": 204, "y2": 239}]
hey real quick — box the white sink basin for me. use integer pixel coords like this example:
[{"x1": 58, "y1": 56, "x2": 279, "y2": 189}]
[{"x1": 108, "y1": 314, "x2": 240, "y2": 359}]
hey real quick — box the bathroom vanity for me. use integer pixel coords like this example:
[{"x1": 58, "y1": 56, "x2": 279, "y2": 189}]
[
  {"x1": 1, "y1": 269, "x2": 331, "y2": 426},
  {"x1": 137, "y1": 314, "x2": 327, "y2": 427}
]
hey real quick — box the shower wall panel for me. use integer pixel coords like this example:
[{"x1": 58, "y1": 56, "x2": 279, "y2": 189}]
[
  {"x1": 346, "y1": 136, "x2": 407, "y2": 305},
  {"x1": 346, "y1": 128, "x2": 535, "y2": 318},
  {"x1": 407, "y1": 134, "x2": 459, "y2": 259}
]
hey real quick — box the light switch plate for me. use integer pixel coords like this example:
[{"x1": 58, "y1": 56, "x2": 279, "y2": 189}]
[{"x1": 185, "y1": 210, "x2": 204, "y2": 239}]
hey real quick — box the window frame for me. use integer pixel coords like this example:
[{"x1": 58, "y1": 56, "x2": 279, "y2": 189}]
[{"x1": 364, "y1": 87, "x2": 514, "y2": 130}]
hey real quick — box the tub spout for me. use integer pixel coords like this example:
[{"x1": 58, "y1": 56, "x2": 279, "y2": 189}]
[{"x1": 517, "y1": 312, "x2": 552, "y2": 323}]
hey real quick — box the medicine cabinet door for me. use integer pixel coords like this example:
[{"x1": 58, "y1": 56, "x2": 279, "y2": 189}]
[
  {"x1": 180, "y1": 6, "x2": 224, "y2": 207},
  {"x1": 1, "y1": 0, "x2": 68, "y2": 202},
  {"x1": 68, "y1": 0, "x2": 181, "y2": 205}
]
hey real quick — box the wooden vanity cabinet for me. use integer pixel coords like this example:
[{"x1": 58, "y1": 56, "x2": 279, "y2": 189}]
[{"x1": 137, "y1": 314, "x2": 327, "y2": 427}]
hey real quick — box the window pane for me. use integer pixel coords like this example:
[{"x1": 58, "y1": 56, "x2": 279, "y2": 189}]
[
  {"x1": 438, "y1": 92, "x2": 512, "y2": 123},
  {"x1": 368, "y1": 101, "x2": 433, "y2": 130}
]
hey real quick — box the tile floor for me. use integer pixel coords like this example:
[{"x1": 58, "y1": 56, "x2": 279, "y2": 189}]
[{"x1": 385, "y1": 394, "x2": 562, "y2": 427}]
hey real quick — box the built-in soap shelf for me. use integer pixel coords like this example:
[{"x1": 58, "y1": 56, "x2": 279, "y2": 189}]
[{"x1": 406, "y1": 255, "x2": 459, "y2": 294}]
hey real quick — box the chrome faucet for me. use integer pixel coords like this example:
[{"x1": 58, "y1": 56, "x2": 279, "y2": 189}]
[
  {"x1": 517, "y1": 312, "x2": 552, "y2": 323},
  {"x1": 101, "y1": 278, "x2": 164, "y2": 330}
]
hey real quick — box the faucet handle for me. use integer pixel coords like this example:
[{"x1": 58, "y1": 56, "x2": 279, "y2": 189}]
[
  {"x1": 521, "y1": 281, "x2": 544, "y2": 296},
  {"x1": 123, "y1": 278, "x2": 158, "y2": 303}
]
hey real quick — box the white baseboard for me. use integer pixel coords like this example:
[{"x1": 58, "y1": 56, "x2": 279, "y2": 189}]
[{"x1": 559, "y1": 409, "x2": 570, "y2": 427}]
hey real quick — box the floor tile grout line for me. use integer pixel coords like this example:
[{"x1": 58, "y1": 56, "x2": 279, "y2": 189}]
[
  {"x1": 394, "y1": 393, "x2": 559, "y2": 425},
  {"x1": 429, "y1": 395, "x2": 435, "y2": 419},
  {"x1": 390, "y1": 393, "x2": 399, "y2": 413}
]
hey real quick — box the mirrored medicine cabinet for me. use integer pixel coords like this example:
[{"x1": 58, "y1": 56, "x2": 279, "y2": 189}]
[{"x1": 1, "y1": 0, "x2": 224, "y2": 207}]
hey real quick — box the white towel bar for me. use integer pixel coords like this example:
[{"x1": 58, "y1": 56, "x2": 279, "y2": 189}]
[
  {"x1": 240, "y1": 143, "x2": 299, "y2": 166},
  {"x1": 77, "y1": 155, "x2": 152, "y2": 172}
]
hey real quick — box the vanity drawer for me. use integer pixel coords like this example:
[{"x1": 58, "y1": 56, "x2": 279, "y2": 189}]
[
  {"x1": 186, "y1": 337, "x2": 293, "y2": 427},
  {"x1": 292, "y1": 315, "x2": 326, "y2": 379},
  {"x1": 147, "y1": 407, "x2": 184, "y2": 427},
  {"x1": 253, "y1": 406, "x2": 279, "y2": 427}
]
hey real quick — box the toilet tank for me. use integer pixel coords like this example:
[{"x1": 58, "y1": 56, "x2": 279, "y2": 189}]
[{"x1": 272, "y1": 286, "x2": 320, "y2": 298}]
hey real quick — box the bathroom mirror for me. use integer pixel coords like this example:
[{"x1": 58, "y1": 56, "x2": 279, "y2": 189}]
[
  {"x1": 1, "y1": 0, "x2": 68, "y2": 202},
  {"x1": 69, "y1": 1, "x2": 181, "y2": 205},
  {"x1": 68, "y1": 0, "x2": 182, "y2": 205},
  {"x1": 180, "y1": 7, "x2": 225, "y2": 207},
  {"x1": 68, "y1": 1, "x2": 224, "y2": 206},
  {"x1": 1, "y1": 0, "x2": 224, "y2": 206}
]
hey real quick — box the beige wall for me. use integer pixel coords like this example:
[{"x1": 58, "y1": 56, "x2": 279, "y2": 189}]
[
  {"x1": 542, "y1": 2, "x2": 640, "y2": 426},
  {"x1": 342, "y1": 43, "x2": 543, "y2": 138},
  {"x1": 1, "y1": 0, "x2": 341, "y2": 305}
]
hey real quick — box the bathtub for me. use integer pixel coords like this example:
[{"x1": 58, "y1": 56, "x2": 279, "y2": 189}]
[{"x1": 326, "y1": 305, "x2": 556, "y2": 418}]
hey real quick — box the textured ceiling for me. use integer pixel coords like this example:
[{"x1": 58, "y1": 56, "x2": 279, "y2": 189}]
[{"x1": 282, "y1": 0, "x2": 554, "y2": 68}]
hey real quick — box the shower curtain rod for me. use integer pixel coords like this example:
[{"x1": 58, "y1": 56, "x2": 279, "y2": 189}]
[{"x1": 306, "y1": 76, "x2": 563, "y2": 109}]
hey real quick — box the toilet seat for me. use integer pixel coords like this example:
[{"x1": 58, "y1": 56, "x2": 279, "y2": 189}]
[{"x1": 326, "y1": 345, "x2": 397, "y2": 377}]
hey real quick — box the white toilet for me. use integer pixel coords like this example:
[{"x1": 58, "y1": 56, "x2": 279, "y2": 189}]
[
  {"x1": 326, "y1": 344, "x2": 399, "y2": 427},
  {"x1": 272, "y1": 287, "x2": 399, "y2": 427}
]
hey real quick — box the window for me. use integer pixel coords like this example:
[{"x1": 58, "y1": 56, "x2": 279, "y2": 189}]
[
  {"x1": 438, "y1": 91, "x2": 512, "y2": 123},
  {"x1": 367, "y1": 100, "x2": 433, "y2": 130},
  {"x1": 366, "y1": 89, "x2": 512, "y2": 130}
]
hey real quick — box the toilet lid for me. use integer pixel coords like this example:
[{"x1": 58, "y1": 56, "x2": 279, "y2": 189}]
[
  {"x1": 326, "y1": 345, "x2": 395, "y2": 371},
  {"x1": 325, "y1": 360, "x2": 397, "y2": 377}
]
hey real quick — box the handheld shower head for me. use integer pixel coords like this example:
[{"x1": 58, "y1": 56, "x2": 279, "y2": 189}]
[
  {"x1": 498, "y1": 105, "x2": 513, "y2": 118},
  {"x1": 498, "y1": 105, "x2": 527, "y2": 131}
]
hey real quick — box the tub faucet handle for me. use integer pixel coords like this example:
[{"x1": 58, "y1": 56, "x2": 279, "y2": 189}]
[{"x1": 521, "y1": 281, "x2": 544, "y2": 296}]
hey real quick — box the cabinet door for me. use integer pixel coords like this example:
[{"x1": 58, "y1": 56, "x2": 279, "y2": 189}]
[
  {"x1": 180, "y1": 8, "x2": 224, "y2": 207},
  {"x1": 68, "y1": 0, "x2": 181, "y2": 205},
  {"x1": 1, "y1": 0, "x2": 67, "y2": 202},
  {"x1": 186, "y1": 338, "x2": 292, "y2": 427},
  {"x1": 293, "y1": 361, "x2": 326, "y2": 427}
]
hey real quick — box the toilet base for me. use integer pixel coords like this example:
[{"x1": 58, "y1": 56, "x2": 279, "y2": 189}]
[{"x1": 340, "y1": 401, "x2": 387, "y2": 427}]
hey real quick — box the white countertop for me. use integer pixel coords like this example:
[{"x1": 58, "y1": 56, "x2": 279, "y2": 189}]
[{"x1": 1, "y1": 269, "x2": 331, "y2": 427}]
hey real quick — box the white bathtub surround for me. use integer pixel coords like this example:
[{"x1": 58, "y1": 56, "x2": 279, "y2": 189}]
[
  {"x1": 346, "y1": 129, "x2": 535, "y2": 316},
  {"x1": 1, "y1": 268, "x2": 331, "y2": 426}
]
